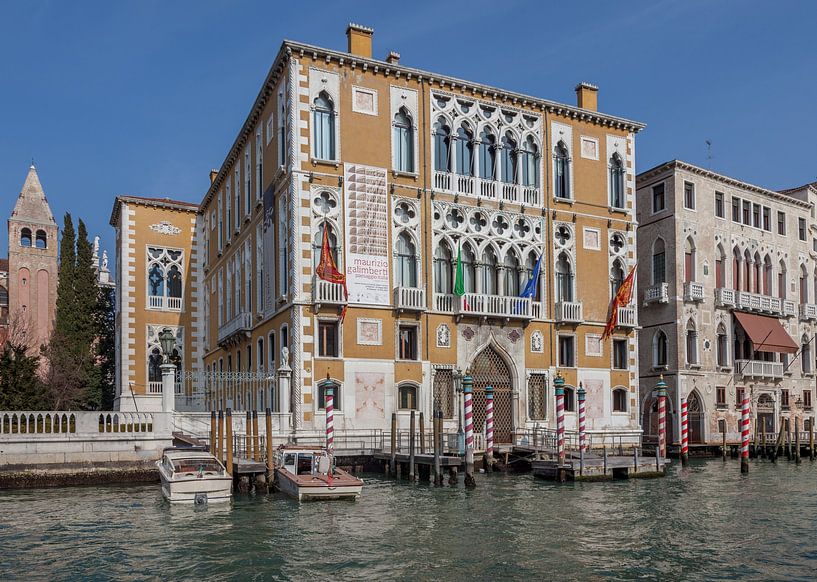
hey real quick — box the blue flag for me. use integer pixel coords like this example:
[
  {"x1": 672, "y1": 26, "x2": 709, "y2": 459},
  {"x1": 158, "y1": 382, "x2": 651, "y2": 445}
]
[{"x1": 520, "y1": 254, "x2": 542, "y2": 298}]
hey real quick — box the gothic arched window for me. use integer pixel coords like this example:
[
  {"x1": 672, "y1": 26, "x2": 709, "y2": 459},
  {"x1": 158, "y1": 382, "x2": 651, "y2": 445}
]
[
  {"x1": 500, "y1": 133, "x2": 517, "y2": 184},
  {"x1": 396, "y1": 232, "x2": 418, "y2": 288},
  {"x1": 434, "y1": 240, "x2": 453, "y2": 294},
  {"x1": 521, "y1": 136, "x2": 539, "y2": 188},
  {"x1": 478, "y1": 129, "x2": 496, "y2": 180},
  {"x1": 394, "y1": 108, "x2": 414, "y2": 173},
  {"x1": 433, "y1": 118, "x2": 451, "y2": 172},
  {"x1": 609, "y1": 152, "x2": 625, "y2": 208},
  {"x1": 555, "y1": 252, "x2": 574, "y2": 303},
  {"x1": 554, "y1": 141, "x2": 570, "y2": 199},
  {"x1": 313, "y1": 92, "x2": 336, "y2": 160},
  {"x1": 455, "y1": 124, "x2": 474, "y2": 177}
]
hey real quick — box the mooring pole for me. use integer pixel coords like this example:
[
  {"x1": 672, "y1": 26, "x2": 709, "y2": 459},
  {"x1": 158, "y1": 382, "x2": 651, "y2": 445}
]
[
  {"x1": 484, "y1": 385, "x2": 494, "y2": 473},
  {"x1": 722, "y1": 425, "x2": 727, "y2": 462},
  {"x1": 656, "y1": 375, "x2": 668, "y2": 468},
  {"x1": 577, "y1": 382, "x2": 586, "y2": 477},
  {"x1": 252, "y1": 410, "x2": 260, "y2": 462},
  {"x1": 740, "y1": 395, "x2": 750, "y2": 474},
  {"x1": 434, "y1": 409, "x2": 443, "y2": 485},
  {"x1": 245, "y1": 410, "x2": 252, "y2": 459},
  {"x1": 210, "y1": 411, "x2": 217, "y2": 456},
  {"x1": 390, "y1": 412, "x2": 397, "y2": 477},
  {"x1": 554, "y1": 371, "x2": 566, "y2": 480},
  {"x1": 419, "y1": 412, "x2": 426, "y2": 455},
  {"x1": 810, "y1": 419, "x2": 815, "y2": 461},
  {"x1": 225, "y1": 408, "x2": 234, "y2": 476},
  {"x1": 795, "y1": 416, "x2": 801, "y2": 464},
  {"x1": 265, "y1": 407, "x2": 274, "y2": 483},
  {"x1": 680, "y1": 397, "x2": 689, "y2": 467},
  {"x1": 217, "y1": 410, "x2": 224, "y2": 463},
  {"x1": 409, "y1": 410, "x2": 416, "y2": 482},
  {"x1": 463, "y1": 374, "x2": 476, "y2": 488}
]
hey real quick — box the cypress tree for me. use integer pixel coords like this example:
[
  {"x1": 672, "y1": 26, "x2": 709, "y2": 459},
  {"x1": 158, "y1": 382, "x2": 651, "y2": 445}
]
[
  {"x1": 54, "y1": 213, "x2": 76, "y2": 338},
  {"x1": 95, "y1": 286, "x2": 116, "y2": 410},
  {"x1": 0, "y1": 342, "x2": 44, "y2": 410}
]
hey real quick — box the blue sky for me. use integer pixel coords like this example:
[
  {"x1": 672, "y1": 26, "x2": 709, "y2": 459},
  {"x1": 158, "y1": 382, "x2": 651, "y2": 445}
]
[{"x1": 1, "y1": 0, "x2": 815, "y2": 260}]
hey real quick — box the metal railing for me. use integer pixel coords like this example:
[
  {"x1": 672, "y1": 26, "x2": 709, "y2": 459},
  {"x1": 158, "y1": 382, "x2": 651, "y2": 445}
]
[{"x1": 179, "y1": 371, "x2": 278, "y2": 413}]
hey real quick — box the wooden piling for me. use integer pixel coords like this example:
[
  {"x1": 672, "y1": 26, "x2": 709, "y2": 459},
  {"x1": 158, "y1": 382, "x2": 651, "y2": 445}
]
[
  {"x1": 761, "y1": 428, "x2": 766, "y2": 459},
  {"x1": 252, "y1": 410, "x2": 260, "y2": 462},
  {"x1": 786, "y1": 418, "x2": 792, "y2": 460},
  {"x1": 722, "y1": 429, "x2": 727, "y2": 461},
  {"x1": 265, "y1": 408, "x2": 274, "y2": 484},
  {"x1": 217, "y1": 410, "x2": 224, "y2": 463},
  {"x1": 225, "y1": 408, "x2": 233, "y2": 476},
  {"x1": 810, "y1": 420, "x2": 815, "y2": 461},
  {"x1": 390, "y1": 412, "x2": 397, "y2": 477},
  {"x1": 433, "y1": 409, "x2": 442, "y2": 486},
  {"x1": 419, "y1": 412, "x2": 425, "y2": 455},
  {"x1": 409, "y1": 410, "x2": 416, "y2": 482},
  {"x1": 795, "y1": 417, "x2": 801, "y2": 464},
  {"x1": 602, "y1": 445, "x2": 608, "y2": 478},
  {"x1": 632, "y1": 445, "x2": 639, "y2": 474},
  {"x1": 210, "y1": 411, "x2": 217, "y2": 455}
]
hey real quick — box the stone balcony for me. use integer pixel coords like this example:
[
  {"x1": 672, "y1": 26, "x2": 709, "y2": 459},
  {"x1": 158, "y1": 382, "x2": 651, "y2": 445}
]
[
  {"x1": 433, "y1": 293, "x2": 533, "y2": 321},
  {"x1": 218, "y1": 311, "x2": 252, "y2": 346},
  {"x1": 555, "y1": 301, "x2": 583, "y2": 324},
  {"x1": 734, "y1": 359, "x2": 784, "y2": 380},
  {"x1": 394, "y1": 286, "x2": 426, "y2": 312},
  {"x1": 312, "y1": 277, "x2": 347, "y2": 307},
  {"x1": 644, "y1": 282, "x2": 669, "y2": 305},
  {"x1": 715, "y1": 288, "x2": 796, "y2": 318},
  {"x1": 433, "y1": 170, "x2": 541, "y2": 206},
  {"x1": 616, "y1": 306, "x2": 637, "y2": 328},
  {"x1": 683, "y1": 281, "x2": 705, "y2": 302},
  {"x1": 799, "y1": 303, "x2": 817, "y2": 321}
]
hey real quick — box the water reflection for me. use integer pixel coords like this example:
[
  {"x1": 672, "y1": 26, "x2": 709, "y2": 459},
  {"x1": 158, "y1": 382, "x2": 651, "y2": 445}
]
[{"x1": 1, "y1": 460, "x2": 816, "y2": 580}]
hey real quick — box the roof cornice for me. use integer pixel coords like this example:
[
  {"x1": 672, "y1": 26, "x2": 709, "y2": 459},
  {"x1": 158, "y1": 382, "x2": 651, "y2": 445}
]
[
  {"x1": 199, "y1": 38, "x2": 647, "y2": 212},
  {"x1": 110, "y1": 195, "x2": 198, "y2": 227},
  {"x1": 637, "y1": 160, "x2": 812, "y2": 209}
]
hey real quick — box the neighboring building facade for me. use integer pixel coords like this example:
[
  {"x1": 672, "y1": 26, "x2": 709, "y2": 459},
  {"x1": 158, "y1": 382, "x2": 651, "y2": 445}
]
[
  {"x1": 637, "y1": 161, "x2": 816, "y2": 447},
  {"x1": 110, "y1": 196, "x2": 200, "y2": 412},
  {"x1": 0, "y1": 259, "x2": 8, "y2": 344},
  {"x1": 6, "y1": 165, "x2": 58, "y2": 348},
  {"x1": 116, "y1": 25, "x2": 646, "y2": 444}
]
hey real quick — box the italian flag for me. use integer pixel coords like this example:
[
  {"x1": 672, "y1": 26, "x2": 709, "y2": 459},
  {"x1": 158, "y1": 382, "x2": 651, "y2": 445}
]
[{"x1": 454, "y1": 240, "x2": 469, "y2": 310}]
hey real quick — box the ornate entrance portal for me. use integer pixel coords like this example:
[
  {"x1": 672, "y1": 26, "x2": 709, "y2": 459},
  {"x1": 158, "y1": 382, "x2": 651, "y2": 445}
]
[
  {"x1": 688, "y1": 390, "x2": 704, "y2": 444},
  {"x1": 470, "y1": 346, "x2": 514, "y2": 443}
]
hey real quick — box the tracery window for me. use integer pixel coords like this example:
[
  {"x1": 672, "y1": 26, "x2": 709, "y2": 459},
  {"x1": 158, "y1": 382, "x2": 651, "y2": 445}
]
[
  {"x1": 313, "y1": 92, "x2": 336, "y2": 160},
  {"x1": 147, "y1": 247, "x2": 183, "y2": 310}
]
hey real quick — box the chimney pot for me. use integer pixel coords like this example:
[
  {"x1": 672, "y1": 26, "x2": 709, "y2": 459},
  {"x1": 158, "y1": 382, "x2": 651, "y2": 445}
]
[
  {"x1": 575, "y1": 82, "x2": 599, "y2": 111},
  {"x1": 346, "y1": 23, "x2": 374, "y2": 58},
  {"x1": 209, "y1": 169, "x2": 218, "y2": 184},
  {"x1": 386, "y1": 51, "x2": 400, "y2": 65}
]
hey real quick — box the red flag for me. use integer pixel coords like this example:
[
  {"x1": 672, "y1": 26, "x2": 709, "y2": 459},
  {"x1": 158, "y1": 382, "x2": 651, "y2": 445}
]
[
  {"x1": 316, "y1": 223, "x2": 349, "y2": 321},
  {"x1": 603, "y1": 264, "x2": 636, "y2": 340}
]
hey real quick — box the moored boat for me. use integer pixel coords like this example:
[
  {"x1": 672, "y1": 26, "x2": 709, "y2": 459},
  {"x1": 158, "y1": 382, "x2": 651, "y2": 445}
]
[
  {"x1": 157, "y1": 447, "x2": 232, "y2": 504},
  {"x1": 274, "y1": 445, "x2": 363, "y2": 501}
]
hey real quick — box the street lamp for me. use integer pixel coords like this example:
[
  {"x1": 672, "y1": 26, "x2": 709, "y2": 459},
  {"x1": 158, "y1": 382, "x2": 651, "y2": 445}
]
[
  {"x1": 159, "y1": 328, "x2": 176, "y2": 363},
  {"x1": 453, "y1": 367, "x2": 465, "y2": 454}
]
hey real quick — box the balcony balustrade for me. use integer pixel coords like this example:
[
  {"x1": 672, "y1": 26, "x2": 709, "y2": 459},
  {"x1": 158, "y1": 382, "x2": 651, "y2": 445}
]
[
  {"x1": 148, "y1": 295, "x2": 182, "y2": 311},
  {"x1": 313, "y1": 277, "x2": 347, "y2": 306},
  {"x1": 683, "y1": 281, "x2": 705, "y2": 302},
  {"x1": 217, "y1": 312, "x2": 252, "y2": 346},
  {"x1": 717, "y1": 287, "x2": 797, "y2": 318},
  {"x1": 394, "y1": 286, "x2": 426, "y2": 312},
  {"x1": 616, "y1": 306, "x2": 637, "y2": 328},
  {"x1": 555, "y1": 301, "x2": 583, "y2": 324},
  {"x1": 432, "y1": 170, "x2": 540, "y2": 206},
  {"x1": 734, "y1": 359, "x2": 783, "y2": 380},
  {"x1": 644, "y1": 283, "x2": 669, "y2": 305},
  {"x1": 799, "y1": 303, "x2": 817, "y2": 321},
  {"x1": 432, "y1": 293, "x2": 533, "y2": 320}
]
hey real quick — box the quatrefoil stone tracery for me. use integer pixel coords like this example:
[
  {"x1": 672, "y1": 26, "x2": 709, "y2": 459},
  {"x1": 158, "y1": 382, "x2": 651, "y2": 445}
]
[
  {"x1": 395, "y1": 201, "x2": 416, "y2": 225},
  {"x1": 610, "y1": 233, "x2": 625, "y2": 254},
  {"x1": 555, "y1": 225, "x2": 572, "y2": 246},
  {"x1": 313, "y1": 191, "x2": 337, "y2": 215}
]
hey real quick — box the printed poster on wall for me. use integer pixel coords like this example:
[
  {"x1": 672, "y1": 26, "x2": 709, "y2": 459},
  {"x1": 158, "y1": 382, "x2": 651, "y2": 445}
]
[{"x1": 343, "y1": 163, "x2": 390, "y2": 305}]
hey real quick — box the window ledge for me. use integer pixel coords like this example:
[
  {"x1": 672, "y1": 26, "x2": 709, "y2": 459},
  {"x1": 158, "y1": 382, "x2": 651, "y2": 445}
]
[
  {"x1": 687, "y1": 363, "x2": 702, "y2": 370},
  {"x1": 554, "y1": 196, "x2": 574, "y2": 205},
  {"x1": 609, "y1": 206, "x2": 628, "y2": 214},
  {"x1": 315, "y1": 356, "x2": 342, "y2": 361},
  {"x1": 311, "y1": 158, "x2": 340, "y2": 169},
  {"x1": 717, "y1": 366, "x2": 733, "y2": 373},
  {"x1": 652, "y1": 365, "x2": 669, "y2": 372},
  {"x1": 716, "y1": 404, "x2": 728, "y2": 410},
  {"x1": 392, "y1": 170, "x2": 419, "y2": 180}
]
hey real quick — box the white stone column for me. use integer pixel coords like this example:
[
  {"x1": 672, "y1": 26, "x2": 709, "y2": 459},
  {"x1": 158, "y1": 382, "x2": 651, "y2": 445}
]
[
  {"x1": 161, "y1": 363, "x2": 176, "y2": 413},
  {"x1": 278, "y1": 363, "x2": 292, "y2": 431}
]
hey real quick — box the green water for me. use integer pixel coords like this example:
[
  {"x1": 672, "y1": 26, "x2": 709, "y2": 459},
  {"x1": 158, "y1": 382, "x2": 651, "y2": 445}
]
[{"x1": 1, "y1": 459, "x2": 816, "y2": 581}]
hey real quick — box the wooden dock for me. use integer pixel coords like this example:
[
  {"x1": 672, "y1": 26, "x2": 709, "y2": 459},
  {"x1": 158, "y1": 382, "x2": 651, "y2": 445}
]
[{"x1": 532, "y1": 454, "x2": 668, "y2": 482}]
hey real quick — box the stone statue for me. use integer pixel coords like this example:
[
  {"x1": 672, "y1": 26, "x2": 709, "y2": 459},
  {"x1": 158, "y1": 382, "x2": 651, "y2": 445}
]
[
  {"x1": 92, "y1": 236, "x2": 100, "y2": 258},
  {"x1": 281, "y1": 346, "x2": 290, "y2": 368},
  {"x1": 101, "y1": 250, "x2": 109, "y2": 271}
]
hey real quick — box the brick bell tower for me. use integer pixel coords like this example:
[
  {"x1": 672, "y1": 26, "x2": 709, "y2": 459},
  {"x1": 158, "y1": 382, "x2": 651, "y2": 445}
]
[{"x1": 8, "y1": 165, "x2": 58, "y2": 347}]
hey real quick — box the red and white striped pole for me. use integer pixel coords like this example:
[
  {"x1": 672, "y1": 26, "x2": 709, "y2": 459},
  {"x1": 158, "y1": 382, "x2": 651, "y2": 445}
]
[
  {"x1": 656, "y1": 375, "x2": 667, "y2": 464},
  {"x1": 320, "y1": 374, "x2": 335, "y2": 486},
  {"x1": 462, "y1": 374, "x2": 476, "y2": 487},
  {"x1": 680, "y1": 397, "x2": 689, "y2": 467},
  {"x1": 577, "y1": 382, "x2": 586, "y2": 476},
  {"x1": 740, "y1": 394, "x2": 750, "y2": 474},
  {"x1": 554, "y1": 372, "x2": 566, "y2": 468},
  {"x1": 485, "y1": 385, "x2": 494, "y2": 471}
]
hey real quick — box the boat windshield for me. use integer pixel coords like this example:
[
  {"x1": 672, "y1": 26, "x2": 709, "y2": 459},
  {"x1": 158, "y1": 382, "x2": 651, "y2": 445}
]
[
  {"x1": 296, "y1": 454, "x2": 313, "y2": 475},
  {"x1": 172, "y1": 459, "x2": 223, "y2": 475}
]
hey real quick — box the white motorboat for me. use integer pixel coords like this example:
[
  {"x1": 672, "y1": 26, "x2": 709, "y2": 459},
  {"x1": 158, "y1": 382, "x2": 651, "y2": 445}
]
[
  {"x1": 274, "y1": 445, "x2": 363, "y2": 501},
  {"x1": 157, "y1": 448, "x2": 232, "y2": 504}
]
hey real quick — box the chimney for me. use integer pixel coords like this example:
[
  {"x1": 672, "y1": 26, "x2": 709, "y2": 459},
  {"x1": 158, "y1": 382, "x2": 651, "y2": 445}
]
[
  {"x1": 346, "y1": 23, "x2": 374, "y2": 58},
  {"x1": 209, "y1": 169, "x2": 218, "y2": 184},
  {"x1": 386, "y1": 51, "x2": 400, "y2": 65},
  {"x1": 575, "y1": 82, "x2": 598, "y2": 111}
]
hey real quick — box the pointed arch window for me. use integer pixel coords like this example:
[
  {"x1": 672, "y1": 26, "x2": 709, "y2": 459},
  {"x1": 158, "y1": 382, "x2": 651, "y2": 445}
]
[
  {"x1": 20, "y1": 228, "x2": 32, "y2": 247},
  {"x1": 686, "y1": 320, "x2": 699, "y2": 365},
  {"x1": 554, "y1": 141, "x2": 570, "y2": 199},
  {"x1": 778, "y1": 261, "x2": 787, "y2": 299},
  {"x1": 433, "y1": 118, "x2": 451, "y2": 172},
  {"x1": 478, "y1": 130, "x2": 496, "y2": 180},
  {"x1": 393, "y1": 108, "x2": 414, "y2": 173},
  {"x1": 684, "y1": 238, "x2": 696, "y2": 283},
  {"x1": 396, "y1": 232, "x2": 418, "y2": 288},
  {"x1": 555, "y1": 252, "x2": 574, "y2": 303},
  {"x1": 433, "y1": 240, "x2": 453, "y2": 294},
  {"x1": 503, "y1": 251, "x2": 521, "y2": 296},
  {"x1": 611, "y1": 260, "x2": 625, "y2": 299},
  {"x1": 652, "y1": 239, "x2": 666, "y2": 285},
  {"x1": 455, "y1": 124, "x2": 474, "y2": 176},
  {"x1": 500, "y1": 133, "x2": 517, "y2": 184},
  {"x1": 609, "y1": 152, "x2": 625, "y2": 208},
  {"x1": 733, "y1": 248, "x2": 741, "y2": 290},
  {"x1": 743, "y1": 250, "x2": 751, "y2": 292},
  {"x1": 313, "y1": 92, "x2": 336, "y2": 160},
  {"x1": 800, "y1": 265, "x2": 809, "y2": 304},
  {"x1": 752, "y1": 253, "x2": 761, "y2": 294},
  {"x1": 147, "y1": 247, "x2": 183, "y2": 311},
  {"x1": 521, "y1": 136, "x2": 539, "y2": 188},
  {"x1": 716, "y1": 324, "x2": 729, "y2": 367},
  {"x1": 803, "y1": 335, "x2": 812, "y2": 374},
  {"x1": 764, "y1": 256, "x2": 773, "y2": 296},
  {"x1": 461, "y1": 243, "x2": 476, "y2": 293},
  {"x1": 715, "y1": 246, "x2": 725, "y2": 288},
  {"x1": 312, "y1": 223, "x2": 340, "y2": 269},
  {"x1": 481, "y1": 247, "x2": 498, "y2": 295},
  {"x1": 653, "y1": 330, "x2": 668, "y2": 367}
]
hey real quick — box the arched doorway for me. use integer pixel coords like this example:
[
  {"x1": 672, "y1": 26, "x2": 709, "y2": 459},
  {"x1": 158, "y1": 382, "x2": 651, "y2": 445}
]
[
  {"x1": 687, "y1": 390, "x2": 704, "y2": 444},
  {"x1": 757, "y1": 394, "x2": 775, "y2": 434},
  {"x1": 470, "y1": 346, "x2": 514, "y2": 443},
  {"x1": 641, "y1": 396, "x2": 675, "y2": 445}
]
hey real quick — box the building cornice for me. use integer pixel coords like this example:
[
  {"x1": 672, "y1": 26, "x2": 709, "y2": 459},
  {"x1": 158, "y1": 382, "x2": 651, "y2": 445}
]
[
  {"x1": 198, "y1": 38, "x2": 647, "y2": 212},
  {"x1": 110, "y1": 195, "x2": 198, "y2": 227},
  {"x1": 637, "y1": 160, "x2": 812, "y2": 210}
]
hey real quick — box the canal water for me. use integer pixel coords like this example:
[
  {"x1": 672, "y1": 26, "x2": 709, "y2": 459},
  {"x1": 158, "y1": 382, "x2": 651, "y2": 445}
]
[{"x1": 1, "y1": 459, "x2": 816, "y2": 581}]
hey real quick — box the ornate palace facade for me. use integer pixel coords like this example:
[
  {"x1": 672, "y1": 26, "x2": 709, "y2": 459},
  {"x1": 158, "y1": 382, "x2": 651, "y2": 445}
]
[{"x1": 113, "y1": 25, "x2": 645, "y2": 444}]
